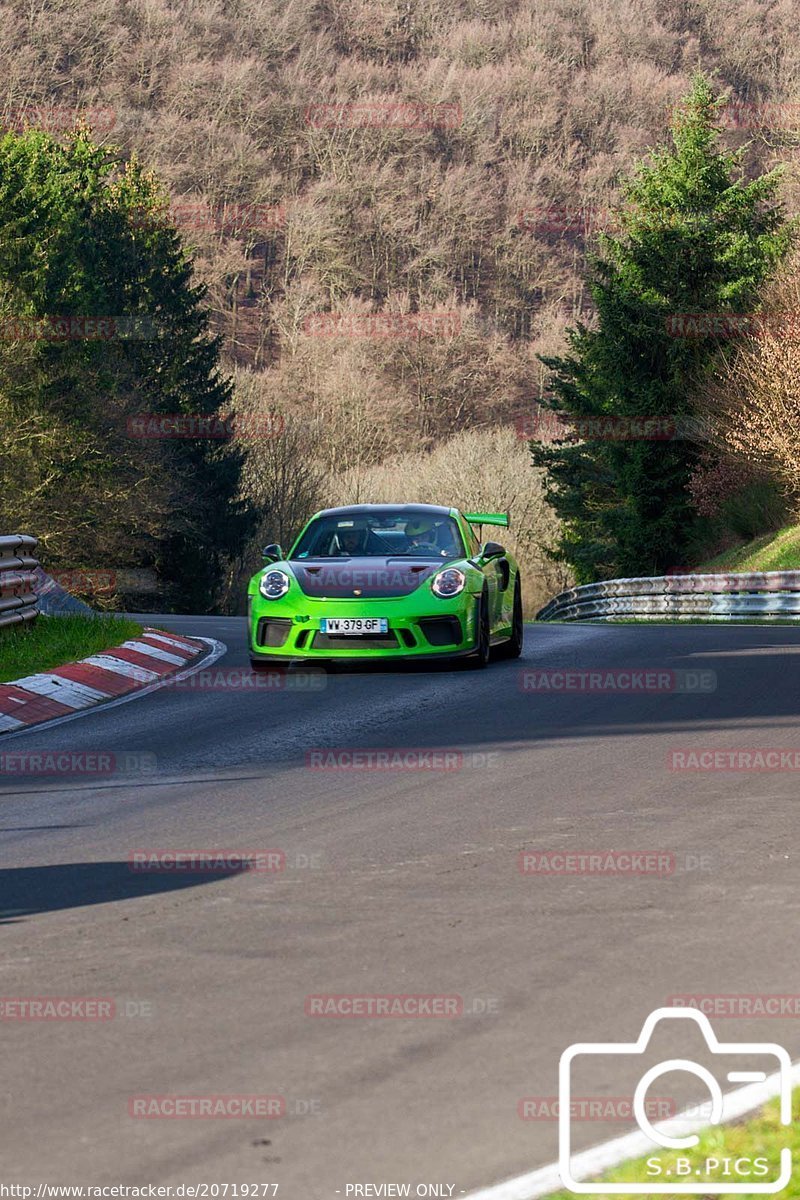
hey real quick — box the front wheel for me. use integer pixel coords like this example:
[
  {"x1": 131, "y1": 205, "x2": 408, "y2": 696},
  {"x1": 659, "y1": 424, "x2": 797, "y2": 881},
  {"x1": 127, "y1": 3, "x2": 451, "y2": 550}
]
[
  {"x1": 496, "y1": 579, "x2": 523, "y2": 660},
  {"x1": 470, "y1": 591, "x2": 491, "y2": 669}
]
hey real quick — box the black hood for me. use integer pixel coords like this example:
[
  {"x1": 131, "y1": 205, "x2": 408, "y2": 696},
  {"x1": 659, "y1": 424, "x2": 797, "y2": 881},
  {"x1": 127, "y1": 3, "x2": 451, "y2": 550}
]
[{"x1": 290, "y1": 557, "x2": 442, "y2": 598}]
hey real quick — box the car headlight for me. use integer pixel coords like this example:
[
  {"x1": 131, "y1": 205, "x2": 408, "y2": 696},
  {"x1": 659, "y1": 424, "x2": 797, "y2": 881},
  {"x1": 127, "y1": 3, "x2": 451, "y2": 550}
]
[
  {"x1": 259, "y1": 569, "x2": 290, "y2": 599},
  {"x1": 431, "y1": 568, "x2": 466, "y2": 598}
]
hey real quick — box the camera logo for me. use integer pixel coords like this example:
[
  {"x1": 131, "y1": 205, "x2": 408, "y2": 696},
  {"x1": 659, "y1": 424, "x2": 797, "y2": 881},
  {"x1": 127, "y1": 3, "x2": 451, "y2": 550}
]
[{"x1": 559, "y1": 1006, "x2": 791, "y2": 1193}]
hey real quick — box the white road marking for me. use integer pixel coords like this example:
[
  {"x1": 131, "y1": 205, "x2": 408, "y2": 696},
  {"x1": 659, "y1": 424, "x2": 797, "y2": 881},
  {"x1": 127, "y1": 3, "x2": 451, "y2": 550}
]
[
  {"x1": 10, "y1": 675, "x2": 109, "y2": 708},
  {"x1": 0, "y1": 714, "x2": 26, "y2": 732},
  {"x1": 464, "y1": 1060, "x2": 800, "y2": 1200},
  {"x1": 82, "y1": 655, "x2": 160, "y2": 682},
  {"x1": 120, "y1": 639, "x2": 188, "y2": 666}
]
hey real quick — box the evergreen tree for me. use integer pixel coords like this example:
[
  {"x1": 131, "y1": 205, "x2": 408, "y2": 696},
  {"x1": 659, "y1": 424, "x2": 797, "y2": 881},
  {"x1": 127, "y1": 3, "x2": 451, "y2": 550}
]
[
  {"x1": 0, "y1": 127, "x2": 253, "y2": 611},
  {"x1": 533, "y1": 76, "x2": 792, "y2": 582}
]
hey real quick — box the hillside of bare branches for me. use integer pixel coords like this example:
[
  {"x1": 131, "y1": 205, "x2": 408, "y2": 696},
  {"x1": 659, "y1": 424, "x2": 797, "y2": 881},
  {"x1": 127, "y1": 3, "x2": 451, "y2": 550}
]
[{"x1": 4, "y1": 0, "x2": 800, "y2": 596}]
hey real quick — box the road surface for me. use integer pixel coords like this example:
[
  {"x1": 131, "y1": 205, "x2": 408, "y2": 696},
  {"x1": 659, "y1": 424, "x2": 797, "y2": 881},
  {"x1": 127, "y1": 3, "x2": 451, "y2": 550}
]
[{"x1": 2, "y1": 617, "x2": 799, "y2": 1194}]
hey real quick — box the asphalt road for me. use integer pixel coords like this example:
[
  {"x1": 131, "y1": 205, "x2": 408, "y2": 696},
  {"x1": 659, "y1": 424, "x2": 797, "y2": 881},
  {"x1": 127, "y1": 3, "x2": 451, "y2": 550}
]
[{"x1": 2, "y1": 616, "x2": 800, "y2": 1195}]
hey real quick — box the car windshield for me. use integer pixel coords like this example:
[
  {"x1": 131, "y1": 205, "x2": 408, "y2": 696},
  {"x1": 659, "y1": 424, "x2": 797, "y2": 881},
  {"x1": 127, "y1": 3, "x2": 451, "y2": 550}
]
[{"x1": 291, "y1": 511, "x2": 465, "y2": 559}]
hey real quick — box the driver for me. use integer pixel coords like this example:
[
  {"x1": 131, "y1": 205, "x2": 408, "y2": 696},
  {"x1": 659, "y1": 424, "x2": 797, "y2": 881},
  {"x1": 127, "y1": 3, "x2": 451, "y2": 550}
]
[
  {"x1": 336, "y1": 527, "x2": 366, "y2": 556},
  {"x1": 404, "y1": 517, "x2": 441, "y2": 555}
]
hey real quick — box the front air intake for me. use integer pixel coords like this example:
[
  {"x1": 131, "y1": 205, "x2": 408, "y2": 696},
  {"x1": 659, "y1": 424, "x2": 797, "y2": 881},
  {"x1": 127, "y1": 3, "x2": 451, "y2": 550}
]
[
  {"x1": 419, "y1": 616, "x2": 462, "y2": 646},
  {"x1": 257, "y1": 617, "x2": 293, "y2": 647}
]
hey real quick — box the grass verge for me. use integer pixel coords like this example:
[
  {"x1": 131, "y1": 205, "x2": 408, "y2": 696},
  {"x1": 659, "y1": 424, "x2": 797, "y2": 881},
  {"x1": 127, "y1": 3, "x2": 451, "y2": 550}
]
[
  {"x1": 696, "y1": 523, "x2": 800, "y2": 573},
  {"x1": 0, "y1": 614, "x2": 143, "y2": 684},
  {"x1": 542, "y1": 618, "x2": 800, "y2": 626},
  {"x1": 550, "y1": 1088, "x2": 798, "y2": 1200},
  {"x1": 585, "y1": 618, "x2": 800, "y2": 626}
]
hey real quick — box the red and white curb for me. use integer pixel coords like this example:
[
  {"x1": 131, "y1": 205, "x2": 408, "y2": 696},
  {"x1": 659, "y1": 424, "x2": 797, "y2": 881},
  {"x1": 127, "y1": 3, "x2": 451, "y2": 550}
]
[{"x1": 0, "y1": 628, "x2": 224, "y2": 737}]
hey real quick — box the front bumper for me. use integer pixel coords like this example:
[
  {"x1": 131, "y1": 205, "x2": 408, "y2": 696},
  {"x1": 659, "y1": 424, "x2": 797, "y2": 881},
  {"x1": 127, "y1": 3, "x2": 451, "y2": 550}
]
[{"x1": 248, "y1": 592, "x2": 480, "y2": 660}]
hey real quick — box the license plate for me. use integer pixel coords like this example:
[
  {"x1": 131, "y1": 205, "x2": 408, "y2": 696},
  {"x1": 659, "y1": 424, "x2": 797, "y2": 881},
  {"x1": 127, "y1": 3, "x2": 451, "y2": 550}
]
[{"x1": 321, "y1": 618, "x2": 389, "y2": 635}]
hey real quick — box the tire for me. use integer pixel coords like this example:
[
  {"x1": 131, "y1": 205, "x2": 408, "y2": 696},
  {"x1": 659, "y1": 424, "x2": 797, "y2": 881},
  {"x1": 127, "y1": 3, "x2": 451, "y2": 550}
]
[
  {"x1": 470, "y1": 590, "x2": 491, "y2": 669},
  {"x1": 496, "y1": 579, "x2": 524, "y2": 660}
]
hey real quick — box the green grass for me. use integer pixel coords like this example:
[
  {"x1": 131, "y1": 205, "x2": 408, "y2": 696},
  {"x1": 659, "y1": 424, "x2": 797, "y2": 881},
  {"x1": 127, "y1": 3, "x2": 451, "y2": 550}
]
[
  {"x1": 585, "y1": 618, "x2": 800, "y2": 626},
  {"x1": 543, "y1": 617, "x2": 800, "y2": 626},
  {"x1": 0, "y1": 614, "x2": 143, "y2": 683},
  {"x1": 696, "y1": 523, "x2": 800, "y2": 573},
  {"x1": 551, "y1": 1089, "x2": 800, "y2": 1199}
]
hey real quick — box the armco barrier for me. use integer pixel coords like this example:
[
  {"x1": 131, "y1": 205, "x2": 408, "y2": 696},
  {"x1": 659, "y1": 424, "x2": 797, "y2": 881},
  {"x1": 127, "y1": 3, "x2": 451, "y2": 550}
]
[
  {"x1": 536, "y1": 571, "x2": 800, "y2": 622},
  {"x1": 0, "y1": 534, "x2": 40, "y2": 629}
]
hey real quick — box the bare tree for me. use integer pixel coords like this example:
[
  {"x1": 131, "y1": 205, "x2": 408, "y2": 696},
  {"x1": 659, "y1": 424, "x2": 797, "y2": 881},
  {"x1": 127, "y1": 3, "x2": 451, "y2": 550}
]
[{"x1": 699, "y1": 263, "x2": 800, "y2": 503}]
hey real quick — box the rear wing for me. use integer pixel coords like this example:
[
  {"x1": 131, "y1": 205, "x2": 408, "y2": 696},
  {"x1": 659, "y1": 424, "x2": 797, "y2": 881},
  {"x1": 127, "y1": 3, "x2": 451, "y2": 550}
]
[{"x1": 464, "y1": 511, "x2": 509, "y2": 530}]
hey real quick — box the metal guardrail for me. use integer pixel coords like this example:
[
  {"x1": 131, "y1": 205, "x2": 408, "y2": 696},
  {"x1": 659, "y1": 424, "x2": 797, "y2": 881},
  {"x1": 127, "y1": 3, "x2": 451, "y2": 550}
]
[
  {"x1": 536, "y1": 571, "x2": 800, "y2": 622},
  {"x1": 0, "y1": 534, "x2": 40, "y2": 629}
]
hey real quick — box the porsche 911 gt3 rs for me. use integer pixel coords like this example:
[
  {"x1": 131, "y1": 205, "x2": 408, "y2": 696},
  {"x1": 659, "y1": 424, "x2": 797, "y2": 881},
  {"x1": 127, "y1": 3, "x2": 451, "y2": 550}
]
[{"x1": 247, "y1": 504, "x2": 523, "y2": 667}]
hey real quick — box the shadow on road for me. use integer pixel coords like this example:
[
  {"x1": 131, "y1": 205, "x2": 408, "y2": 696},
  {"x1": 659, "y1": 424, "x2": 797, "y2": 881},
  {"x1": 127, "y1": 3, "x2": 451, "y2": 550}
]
[{"x1": 0, "y1": 860, "x2": 249, "y2": 924}]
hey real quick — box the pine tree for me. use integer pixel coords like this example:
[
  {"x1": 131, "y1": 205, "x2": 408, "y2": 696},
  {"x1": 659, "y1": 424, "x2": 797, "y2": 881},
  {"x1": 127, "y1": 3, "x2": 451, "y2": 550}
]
[{"x1": 533, "y1": 76, "x2": 792, "y2": 582}]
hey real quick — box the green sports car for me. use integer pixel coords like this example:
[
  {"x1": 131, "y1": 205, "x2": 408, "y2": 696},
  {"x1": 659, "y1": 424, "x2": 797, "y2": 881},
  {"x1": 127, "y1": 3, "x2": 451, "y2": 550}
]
[{"x1": 247, "y1": 504, "x2": 523, "y2": 667}]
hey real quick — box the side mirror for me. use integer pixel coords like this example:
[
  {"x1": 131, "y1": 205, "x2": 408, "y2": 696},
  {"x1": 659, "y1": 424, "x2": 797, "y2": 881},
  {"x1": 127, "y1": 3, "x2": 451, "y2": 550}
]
[
  {"x1": 262, "y1": 543, "x2": 284, "y2": 563},
  {"x1": 481, "y1": 541, "x2": 506, "y2": 561}
]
